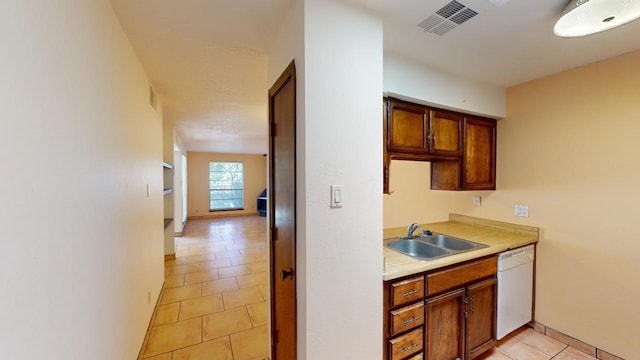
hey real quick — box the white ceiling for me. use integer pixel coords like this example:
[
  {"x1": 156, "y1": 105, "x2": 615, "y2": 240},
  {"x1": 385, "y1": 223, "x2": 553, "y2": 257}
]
[
  {"x1": 110, "y1": 0, "x2": 640, "y2": 154},
  {"x1": 110, "y1": 0, "x2": 293, "y2": 154},
  {"x1": 383, "y1": 0, "x2": 640, "y2": 87}
]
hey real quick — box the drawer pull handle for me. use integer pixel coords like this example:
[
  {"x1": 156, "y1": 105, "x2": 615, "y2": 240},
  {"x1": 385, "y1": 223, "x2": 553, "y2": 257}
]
[
  {"x1": 402, "y1": 289, "x2": 419, "y2": 297},
  {"x1": 402, "y1": 316, "x2": 420, "y2": 325},
  {"x1": 401, "y1": 343, "x2": 420, "y2": 352}
]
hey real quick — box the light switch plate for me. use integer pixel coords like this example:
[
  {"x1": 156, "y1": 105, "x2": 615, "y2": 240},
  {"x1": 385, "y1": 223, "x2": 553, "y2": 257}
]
[{"x1": 330, "y1": 185, "x2": 343, "y2": 208}]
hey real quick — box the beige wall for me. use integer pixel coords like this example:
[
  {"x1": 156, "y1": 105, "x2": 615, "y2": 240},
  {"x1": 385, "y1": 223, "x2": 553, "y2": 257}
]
[
  {"x1": 187, "y1": 152, "x2": 266, "y2": 217},
  {"x1": 452, "y1": 50, "x2": 640, "y2": 358},
  {"x1": 0, "y1": 2, "x2": 164, "y2": 358},
  {"x1": 269, "y1": 1, "x2": 384, "y2": 357},
  {"x1": 383, "y1": 50, "x2": 640, "y2": 358},
  {"x1": 383, "y1": 160, "x2": 455, "y2": 228}
]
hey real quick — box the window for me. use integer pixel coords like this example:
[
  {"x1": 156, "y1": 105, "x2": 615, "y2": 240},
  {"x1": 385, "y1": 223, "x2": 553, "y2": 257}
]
[{"x1": 209, "y1": 162, "x2": 244, "y2": 211}]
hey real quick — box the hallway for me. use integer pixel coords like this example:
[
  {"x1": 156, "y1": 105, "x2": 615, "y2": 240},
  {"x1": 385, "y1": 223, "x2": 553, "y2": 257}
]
[{"x1": 140, "y1": 216, "x2": 269, "y2": 360}]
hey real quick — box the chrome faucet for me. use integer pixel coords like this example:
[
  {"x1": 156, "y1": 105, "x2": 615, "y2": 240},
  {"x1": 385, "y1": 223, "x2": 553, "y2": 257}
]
[{"x1": 407, "y1": 223, "x2": 421, "y2": 238}]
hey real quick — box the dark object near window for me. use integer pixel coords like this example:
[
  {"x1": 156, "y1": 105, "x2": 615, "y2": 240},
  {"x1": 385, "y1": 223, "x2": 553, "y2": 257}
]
[{"x1": 257, "y1": 189, "x2": 267, "y2": 217}]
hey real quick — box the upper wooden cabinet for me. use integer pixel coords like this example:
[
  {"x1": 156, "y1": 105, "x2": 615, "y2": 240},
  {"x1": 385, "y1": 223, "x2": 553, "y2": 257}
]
[
  {"x1": 386, "y1": 98, "x2": 462, "y2": 158},
  {"x1": 429, "y1": 110, "x2": 463, "y2": 156},
  {"x1": 384, "y1": 97, "x2": 496, "y2": 192},
  {"x1": 463, "y1": 117, "x2": 496, "y2": 190},
  {"x1": 387, "y1": 99, "x2": 429, "y2": 154}
]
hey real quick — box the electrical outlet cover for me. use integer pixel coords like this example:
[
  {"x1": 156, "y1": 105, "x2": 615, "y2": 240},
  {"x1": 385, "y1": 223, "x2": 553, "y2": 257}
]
[{"x1": 473, "y1": 195, "x2": 481, "y2": 207}]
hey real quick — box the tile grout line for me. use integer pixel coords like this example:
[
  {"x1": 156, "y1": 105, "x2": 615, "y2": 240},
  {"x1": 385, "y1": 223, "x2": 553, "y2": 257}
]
[{"x1": 548, "y1": 344, "x2": 569, "y2": 360}]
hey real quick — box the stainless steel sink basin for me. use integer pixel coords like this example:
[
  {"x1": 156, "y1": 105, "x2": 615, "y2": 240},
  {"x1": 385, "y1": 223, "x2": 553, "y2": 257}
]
[
  {"x1": 420, "y1": 234, "x2": 481, "y2": 251},
  {"x1": 387, "y1": 233, "x2": 487, "y2": 261},
  {"x1": 387, "y1": 239, "x2": 449, "y2": 260}
]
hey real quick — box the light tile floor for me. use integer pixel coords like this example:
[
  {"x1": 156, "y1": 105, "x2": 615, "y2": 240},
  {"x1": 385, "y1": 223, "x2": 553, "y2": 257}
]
[
  {"x1": 141, "y1": 216, "x2": 269, "y2": 360},
  {"x1": 477, "y1": 327, "x2": 600, "y2": 360}
]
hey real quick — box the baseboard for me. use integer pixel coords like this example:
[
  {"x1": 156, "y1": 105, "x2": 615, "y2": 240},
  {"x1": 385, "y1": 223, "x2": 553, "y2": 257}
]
[
  {"x1": 137, "y1": 282, "x2": 166, "y2": 360},
  {"x1": 188, "y1": 212, "x2": 259, "y2": 220},
  {"x1": 531, "y1": 321, "x2": 624, "y2": 360},
  {"x1": 174, "y1": 219, "x2": 187, "y2": 237},
  {"x1": 164, "y1": 254, "x2": 176, "y2": 261}
]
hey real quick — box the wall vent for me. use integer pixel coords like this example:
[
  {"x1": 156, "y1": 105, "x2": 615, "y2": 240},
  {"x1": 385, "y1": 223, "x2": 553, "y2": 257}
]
[
  {"x1": 149, "y1": 86, "x2": 157, "y2": 111},
  {"x1": 417, "y1": 0, "x2": 479, "y2": 36}
]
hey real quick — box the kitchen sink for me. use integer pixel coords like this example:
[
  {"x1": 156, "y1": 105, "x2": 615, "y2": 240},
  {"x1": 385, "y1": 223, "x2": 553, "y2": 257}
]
[
  {"x1": 387, "y1": 239, "x2": 449, "y2": 260},
  {"x1": 420, "y1": 234, "x2": 481, "y2": 251},
  {"x1": 387, "y1": 233, "x2": 487, "y2": 261}
]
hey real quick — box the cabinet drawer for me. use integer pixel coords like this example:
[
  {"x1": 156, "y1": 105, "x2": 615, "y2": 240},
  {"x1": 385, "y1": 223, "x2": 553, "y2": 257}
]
[
  {"x1": 406, "y1": 353, "x2": 423, "y2": 360},
  {"x1": 390, "y1": 301, "x2": 424, "y2": 336},
  {"x1": 389, "y1": 327, "x2": 423, "y2": 360},
  {"x1": 426, "y1": 256, "x2": 497, "y2": 296},
  {"x1": 390, "y1": 276, "x2": 424, "y2": 307}
]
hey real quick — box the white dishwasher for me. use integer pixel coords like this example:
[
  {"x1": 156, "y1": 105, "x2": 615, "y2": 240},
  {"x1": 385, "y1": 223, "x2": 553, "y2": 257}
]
[{"x1": 496, "y1": 244, "x2": 535, "y2": 339}]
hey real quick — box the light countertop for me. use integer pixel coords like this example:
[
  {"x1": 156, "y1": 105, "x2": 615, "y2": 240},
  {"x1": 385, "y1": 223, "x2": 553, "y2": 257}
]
[{"x1": 383, "y1": 214, "x2": 539, "y2": 281}]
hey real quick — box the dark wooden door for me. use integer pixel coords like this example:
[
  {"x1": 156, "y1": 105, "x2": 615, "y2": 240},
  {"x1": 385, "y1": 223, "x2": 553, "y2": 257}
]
[
  {"x1": 429, "y1": 110, "x2": 463, "y2": 156},
  {"x1": 426, "y1": 288, "x2": 465, "y2": 360},
  {"x1": 388, "y1": 99, "x2": 428, "y2": 154},
  {"x1": 269, "y1": 61, "x2": 296, "y2": 360},
  {"x1": 462, "y1": 117, "x2": 496, "y2": 190},
  {"x1": 466, "y1": 278, "x2": 497, "y2": 359}
]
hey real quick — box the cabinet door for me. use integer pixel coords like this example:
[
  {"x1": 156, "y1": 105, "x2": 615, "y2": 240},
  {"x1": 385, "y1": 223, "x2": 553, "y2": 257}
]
[
  {"x1": 429, "y1": 110, "x2": 463, "y2": 156},
  {"x1": 466, "y1": 278, "x2": 497, "y2": 359},
  {"x1": 425, "y1": 288, "x2": 465, "y2": 360},
  {"x1": 383, "y1": 99, "x2": 390, "y2": 194},
  {"x1": 462, "y1": 117, "x2": 496, "y2": 190},
  {"x1": 431, "y1": 160, "x2": 460, "y2": 191},
  {"x1": 388, "y1": 100, "x2": 428, "y2": 154}
]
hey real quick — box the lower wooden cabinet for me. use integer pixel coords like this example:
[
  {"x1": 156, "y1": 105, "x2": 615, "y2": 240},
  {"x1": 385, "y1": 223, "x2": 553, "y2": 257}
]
[
  {"x1": 466, "y1": 278, "x2": 498, "y2": 359},
  {"x1": 384, "y1": 256, "x2": 498, "y2": 360},
  {"x1": 425, "y1": 288, "x2": 465, "y2": 359},
  {"x1": 426, "y1": 278, "x2": 497, "y2": 360}
]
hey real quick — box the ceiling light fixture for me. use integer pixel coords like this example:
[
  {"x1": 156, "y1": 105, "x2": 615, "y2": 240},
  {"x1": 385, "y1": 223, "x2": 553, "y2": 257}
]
[{"x1": 554, "y1": 0, "x2": 640, "y2": 37}]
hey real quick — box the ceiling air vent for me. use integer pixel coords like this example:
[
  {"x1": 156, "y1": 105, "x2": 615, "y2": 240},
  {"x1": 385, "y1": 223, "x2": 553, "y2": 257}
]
[{"x1": 417, "y1": 0, "x2": 479, "y2": 36}]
